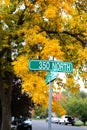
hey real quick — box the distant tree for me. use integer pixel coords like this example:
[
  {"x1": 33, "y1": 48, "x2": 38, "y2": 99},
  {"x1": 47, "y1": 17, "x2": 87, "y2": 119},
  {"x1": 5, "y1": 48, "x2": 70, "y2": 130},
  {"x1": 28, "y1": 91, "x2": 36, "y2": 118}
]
[
  {"x1": 62, "y1": 91, "x2": 87, "y2": 125},
  {"x1": 79, "y1": 91, "x2": 87, "y2": 99},
  {"x1": 34, "y1": 105, "x2": 48, "y2": 119},
  {"x1": 11, "y1": 76, "x2": 34, "y2": 118}
]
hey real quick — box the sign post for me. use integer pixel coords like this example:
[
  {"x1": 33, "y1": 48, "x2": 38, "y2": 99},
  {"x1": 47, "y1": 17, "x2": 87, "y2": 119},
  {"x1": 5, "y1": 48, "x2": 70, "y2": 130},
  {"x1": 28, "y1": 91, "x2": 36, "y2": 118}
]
[
  {"x1": 48, "y1": 81, "x2": 52, "y2": 130},
  {"x1": 29, "y1": 59, "x2": 73, "y2": 130},
  {"x1": 45, "y1": 71, "x2": 58, "y2": 130}
]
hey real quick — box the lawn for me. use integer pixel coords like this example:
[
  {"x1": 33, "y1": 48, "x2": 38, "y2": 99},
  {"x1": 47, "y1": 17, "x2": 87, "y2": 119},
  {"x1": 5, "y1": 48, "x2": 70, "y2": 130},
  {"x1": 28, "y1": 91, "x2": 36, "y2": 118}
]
[{"x1": 75, "y1": 120, "x2": 87, "y2": 126}]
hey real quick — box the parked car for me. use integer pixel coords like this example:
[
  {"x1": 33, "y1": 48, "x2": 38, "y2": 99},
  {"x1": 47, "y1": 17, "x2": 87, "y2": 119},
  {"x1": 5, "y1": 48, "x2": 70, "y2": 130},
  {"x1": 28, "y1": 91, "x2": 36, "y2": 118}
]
[
  {"x1": 46, "y1": 116, "x2": 60, "y2": 124},
  {"x1": 11, "y1": 124, "x2": 16, "y2": 130},
  {"x1": 11, "y1": 116, "x2": 32, "y2": 130},
  {"x1": 59, "y1": 115, "x2": 75, "y2": 126}
]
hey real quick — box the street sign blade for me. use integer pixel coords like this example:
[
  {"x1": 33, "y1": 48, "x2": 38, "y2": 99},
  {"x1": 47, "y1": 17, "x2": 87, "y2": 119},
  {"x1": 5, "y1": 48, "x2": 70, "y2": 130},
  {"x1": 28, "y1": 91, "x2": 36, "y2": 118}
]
[
  {"x1": 45, "y1": 72, "x2": 58, "y2": 84},
  {"x1": 29, "y1": 60, "x2": 73, "y2": 73}
]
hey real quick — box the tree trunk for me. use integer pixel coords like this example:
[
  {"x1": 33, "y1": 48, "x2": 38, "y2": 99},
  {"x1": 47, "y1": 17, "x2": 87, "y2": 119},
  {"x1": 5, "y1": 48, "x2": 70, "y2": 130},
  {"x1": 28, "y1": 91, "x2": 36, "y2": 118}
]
[
  {"x1": 1, "y1": 87, "x2": 12, "y2": 130},
  {"x1": 0, "y1": 73, "x2": 12, "y2": 130},
  {"x1": 83, "y1": 121, "x2": 86, "y2": 126}
]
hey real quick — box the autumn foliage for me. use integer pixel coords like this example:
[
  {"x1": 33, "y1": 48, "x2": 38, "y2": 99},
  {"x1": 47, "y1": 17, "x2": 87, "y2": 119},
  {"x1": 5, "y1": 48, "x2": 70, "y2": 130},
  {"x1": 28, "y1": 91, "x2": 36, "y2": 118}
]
[
  {"x1": 12, "y1": 0, "x2": 87, "y2": 114},
  {"x1": 1, "y1": 0, "x2": 87, "y2": 116}
]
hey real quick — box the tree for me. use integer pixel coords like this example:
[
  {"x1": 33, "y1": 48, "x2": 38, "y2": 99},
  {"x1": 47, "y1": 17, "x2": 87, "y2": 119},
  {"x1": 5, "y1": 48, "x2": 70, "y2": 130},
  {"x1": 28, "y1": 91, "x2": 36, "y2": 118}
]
[
  {"x1": 0, "y1": 1, "x2": 26, "y2": 130},
  {"x1": 13, "y1": 0, "x2": 87, "y2": 109},
  {"x1": 11, "y1": 76, "x2": 34, "y2": 118},
  {"x1": 0, "y1": 0, "x2": 87, "y2": 129},
  {"x1": 62, "y1": 92, "x2": 87, "y2": 125},
  {"x1": 0, "y1": 76, "x2": 34, "y2": 126},
  {"x1": 34, "y1": 105, "x2": 48, "y2": 119}
]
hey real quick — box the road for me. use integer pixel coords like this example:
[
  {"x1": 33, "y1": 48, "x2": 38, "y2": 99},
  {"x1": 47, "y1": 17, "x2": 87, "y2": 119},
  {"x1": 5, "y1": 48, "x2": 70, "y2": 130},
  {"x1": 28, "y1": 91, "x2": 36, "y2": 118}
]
[{"x1": 32, "y1": 120, "x2": 87, "y2": 130}]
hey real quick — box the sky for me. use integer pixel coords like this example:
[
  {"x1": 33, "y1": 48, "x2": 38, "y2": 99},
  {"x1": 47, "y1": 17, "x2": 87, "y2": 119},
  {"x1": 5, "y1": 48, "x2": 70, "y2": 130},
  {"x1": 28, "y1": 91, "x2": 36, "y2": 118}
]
[{"x1": 53, "y1": 72, "x2": 87, "y2": 93}]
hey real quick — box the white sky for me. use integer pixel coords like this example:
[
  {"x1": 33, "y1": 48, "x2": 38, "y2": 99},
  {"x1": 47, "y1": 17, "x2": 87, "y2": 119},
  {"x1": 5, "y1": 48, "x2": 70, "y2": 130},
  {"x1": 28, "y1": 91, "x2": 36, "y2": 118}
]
[{"x1": 53, "y1": 72, "x2": 87, "y2": 93}]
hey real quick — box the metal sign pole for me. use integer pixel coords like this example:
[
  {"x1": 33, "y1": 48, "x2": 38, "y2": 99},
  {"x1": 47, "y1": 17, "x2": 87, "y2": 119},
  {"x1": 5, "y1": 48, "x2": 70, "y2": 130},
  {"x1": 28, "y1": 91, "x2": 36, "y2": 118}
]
[
  {"x1": 29, "y1": 58, "x2": 73, "y2": 130},
  {"x1": 48, "y1": 81, "x2": 53, "y2": 130}
]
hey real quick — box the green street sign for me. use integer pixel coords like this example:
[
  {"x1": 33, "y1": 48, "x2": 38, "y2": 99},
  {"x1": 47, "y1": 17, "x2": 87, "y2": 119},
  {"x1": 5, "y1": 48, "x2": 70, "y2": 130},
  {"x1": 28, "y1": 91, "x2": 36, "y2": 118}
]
[
  {"x1": 45, "y1": 72, "x2": 58, "y2": 84},
  {"x1": 29, "y1": 60, "x2": 73, "y2": 73}
]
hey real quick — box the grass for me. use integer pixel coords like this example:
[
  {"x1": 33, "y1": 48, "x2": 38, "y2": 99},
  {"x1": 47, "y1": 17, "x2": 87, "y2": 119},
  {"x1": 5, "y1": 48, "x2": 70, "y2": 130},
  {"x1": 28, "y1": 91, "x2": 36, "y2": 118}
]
[{"x1": 75, "y1": 121, "x2": 87, "y2": 127}]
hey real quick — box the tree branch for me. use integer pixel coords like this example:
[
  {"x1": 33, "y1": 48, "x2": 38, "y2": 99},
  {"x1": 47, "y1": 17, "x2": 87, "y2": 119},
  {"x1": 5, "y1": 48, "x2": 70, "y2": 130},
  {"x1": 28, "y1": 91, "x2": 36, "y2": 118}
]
[
  {"x1": 0, "y1": 47, "x2": 8, "y2": 58},
  {"x1": 63, "y1": 31, "x2": 86, "y2": 47},
  {"x1": 40, "y1": 26, "x2": 87, "y2": 47}
]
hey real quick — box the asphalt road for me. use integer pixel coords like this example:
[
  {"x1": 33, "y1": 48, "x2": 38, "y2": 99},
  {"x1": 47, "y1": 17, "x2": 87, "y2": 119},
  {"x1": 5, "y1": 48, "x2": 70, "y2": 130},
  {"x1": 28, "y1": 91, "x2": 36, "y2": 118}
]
[{"x1": 32, "y1": 120, "x2": 87, "y2": 130}]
